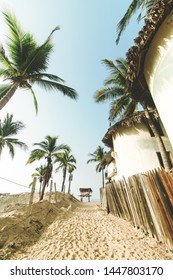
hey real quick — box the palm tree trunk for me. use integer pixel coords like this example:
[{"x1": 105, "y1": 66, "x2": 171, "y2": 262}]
[
  {"x1": 68, "y1": 179, "x2": 71, "y2": 194},
  {"x1": 142, "y1": 102, "x2": 172, "y2": 172},
  {"x1": 0, "y1": 82, "x2": 19, "y2": 110},
  {"x1": 39, "y1": 159, "x2": 52, "y2": 201},
  {"x1": 61, "y1": 168, "x2": 67, "y2": 192}
]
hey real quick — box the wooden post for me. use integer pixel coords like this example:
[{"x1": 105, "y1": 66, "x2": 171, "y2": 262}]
[{"x1": 24, "y1": 177, "x2": 37, "y2": 229}]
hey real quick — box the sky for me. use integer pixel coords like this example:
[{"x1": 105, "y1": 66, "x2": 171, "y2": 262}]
[{"x1": 0, "y1": 0, "x2": 143, "y2": 201}]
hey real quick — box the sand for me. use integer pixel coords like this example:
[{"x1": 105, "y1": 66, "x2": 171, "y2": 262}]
[{"x1": 0, "y1": 193, "x2": 173, "y2": 260}]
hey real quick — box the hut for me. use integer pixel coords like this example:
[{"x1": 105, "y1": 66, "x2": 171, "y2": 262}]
[
  {"x1": 102, "y1": 111, "x2": 173, "y2": 180},
  {"x1": 79, "y1": 188, "x2": 92, "y2": 202}
]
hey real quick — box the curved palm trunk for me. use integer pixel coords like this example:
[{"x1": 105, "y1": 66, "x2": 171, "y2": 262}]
[
  {"x1": 142, "y1": 102, "x2": 172, "y2": 172},
  {"x1": 68, "y1": 173, "x2": 73, "y2": 194},
  {"x1": 68, "y1": 179, "x2": 71, "y2": 194},
  {"x1": 0, "y1": 82, "x2": 19, "y2": 110},
  {"x1": 61, "y1": 167, "x2": 67, "y2": 193},
  {"x1": 40, "y1": 159, "x2": 53, "y2": 201}
]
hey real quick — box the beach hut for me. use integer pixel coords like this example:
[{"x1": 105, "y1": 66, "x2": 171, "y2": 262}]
[
  {"x1": 79, "y1": 188, "x2": 92, "y2": 202},
  {"x1": 102, "y1": 111, "x2": 173, "y2": 180}
]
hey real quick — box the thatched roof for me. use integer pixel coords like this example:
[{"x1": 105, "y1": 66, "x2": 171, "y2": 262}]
[
  {"x1": 126, "y1": 0, "x2": 173, "y2": 99},
  {"x1": 102, "y1": 110, "x2": 158, "y2": 147},
  {"x1": 79, "y1": 188, "x2": 92, "y2": 193},
  {"x1": 100, "y1": 150, "x2": 114, "y2": 169}
]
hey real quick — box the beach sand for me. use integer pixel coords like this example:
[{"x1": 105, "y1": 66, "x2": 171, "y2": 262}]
[{"x1": 0, "y1": 195, "x2": 173, "y2": 260}]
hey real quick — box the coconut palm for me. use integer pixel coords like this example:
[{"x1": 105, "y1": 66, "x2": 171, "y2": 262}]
[
  {"x1": 31, "y1": 165, "x2": 46, "y2": 197},
  {"x1": 67, "y1": 165, "x2": 76, "y2": 194},
  {"x1": 87, "y1": 146, "x2": 106, "y2": 188},
  {"x1": 94, "y1": 58, "x2": 138, "y2": 123},
  {"x1": 0, "y1": 10, "x2": 77, "y2": 113},
  {"x1": 95, "y1": 57, "x2": 172, "y2": 171},
  {"x1": 116, "y1": 0, "x2": 156, "y2": 44},
  {"x1": 27, "y1": 135, "x2": 70, "y2": 200},
  {"x1": 0, "y1": 113, "x2": 27, "y2": 158},
  {"x1": 54, "y1": 150, "x2": 76, "y2": 193}
]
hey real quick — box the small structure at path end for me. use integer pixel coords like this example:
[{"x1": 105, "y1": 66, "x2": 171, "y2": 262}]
[{"x1": 79, "y1": 188, "x2": 92, "y2": 202}]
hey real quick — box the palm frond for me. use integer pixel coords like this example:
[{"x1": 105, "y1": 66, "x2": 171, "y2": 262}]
[
  {"x1": 33, "y1": 79, "x2": 78, "y2": 100},
  {"x1": 29, "y1": 73, "x2": 65, "y2": 83},
  {"x1": 109, "y1": 95, "x2": 131, "y2": 122},
  {"x1": 22, "y1": 27, "x2": 59, "y2": 74},
  {"x1": 94, "y1": 87, "x2": 124, "y2": 103},
  {"x1": 0, "y1": 84, "x2": 13, "y2": 101},
  {"x1": 26, "y1": 149, "x2": 46, "y2": 164},
  {"x1": 3, "y1": 11, "x2": 37, "y2": 69},
  {"x1": 116, "y1": 0, "x2": 142, "y2": 44}
]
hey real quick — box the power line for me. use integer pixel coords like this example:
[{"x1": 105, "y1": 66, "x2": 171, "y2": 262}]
[{"x1": 0, "y1": 176, "x2": 30, "y2": 189}]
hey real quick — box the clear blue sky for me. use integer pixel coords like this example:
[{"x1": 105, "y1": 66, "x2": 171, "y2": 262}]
[{"x1": 0, "y1": 0, "x2": 142, "y2": 200}]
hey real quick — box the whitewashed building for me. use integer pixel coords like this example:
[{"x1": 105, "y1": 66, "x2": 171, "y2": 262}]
[
  {"x1": 102, "y1": 111, "x2": 173, "y2": 181},
  {"x1": 126, "y1": 0, "x2": 173, "y2": 148}
]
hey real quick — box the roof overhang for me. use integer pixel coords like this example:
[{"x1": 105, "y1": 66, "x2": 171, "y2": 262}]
[
  {"x1": 125, "y1": 0, "x2": 173, "y2": 100},
  {"x1": 102, "y1": 110, "x2": 158, "y2": 148}
]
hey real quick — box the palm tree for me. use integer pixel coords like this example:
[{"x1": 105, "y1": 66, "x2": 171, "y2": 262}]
[
  {"x1": 31, "y1": 165, "x2": 46, "y2": 197},
  {"x1": 67, "y1": 165, "x2": 76, "y2": 194},
  {"x1": 0, "y1": 10, "x2": 77, "y2": 113},
  {"x1": 94, "y1": 58, "x2": 139, "y2": 123},
  {"x1": 54, "y1": 150, "x2": 76, "y2": 193},
  {"x1": 87, "y1": 146, "x2": 106, "y2": 188},
  {"x1": 116, "y1": 0, "x2": 156, "y2": 44},
  {"x1": 27, "y1": 135, "x2": 70, "y2": 200},
  {"x1": 0, "y1": 113, "x2": 27, "y2": 158},
  {"x1": 95, "y1": 57, "x2": 172, "y2": 171}
]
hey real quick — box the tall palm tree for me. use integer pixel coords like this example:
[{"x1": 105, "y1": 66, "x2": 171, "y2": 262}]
[
  {"x1": 95, "y1": 57, "x2": 172, "y2": 171},
  {"x1": 27, "y1": 135, "x2": 70, "y2": 200},
  {"x1": 54, "y1": 150, "x2": 76, "y2": 193},
  {"x1": 0, "y1": 113, "x2": 27, "y2": 158},
  {"x1": 116, "y1": 0, "x2": 156, "y2": 44},
  {"x1": 67, "y1": 165, "x2": 76, "y2": 194},
  {"x1": 31, "y1": 165, "x2": 46, "y2": 197},
  {"x1": 0, "y1": 10, "x2": 77, "y2": 113},
  {"x1": 94, "y1": 58, "x2": 138, "y2": 123},
  {"x1": 87, "y1": 146, "x2": 106, "y2": 188}
]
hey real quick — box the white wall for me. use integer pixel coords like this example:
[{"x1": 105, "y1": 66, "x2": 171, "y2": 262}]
[
  {"x1": 144, "y1": 10, "x2": 173, "y2": 147},
  {"x1": 111, "y1": 123, "x2": 172, "y2": 179}
]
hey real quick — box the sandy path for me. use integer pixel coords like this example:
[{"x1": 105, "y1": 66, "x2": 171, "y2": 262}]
[{"x1": 14, "y1": 203, "x2": 173, "y2": 260}]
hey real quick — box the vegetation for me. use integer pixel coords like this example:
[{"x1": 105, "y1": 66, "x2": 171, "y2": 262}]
[
  {"x1": 54, "y1": 150, "x2": 76, "y2": 193},
  {"x1": 94, "y1": 58, "x2": 138, "y2": 123},
  {"x1": 27, "y1": 135, "x2": 70, "y2": 200},
  {"x1": 95, "y1": 56, "x2": 172, "y2": 171},
  {"x1": 67, "y1": 165, "x2": 76, "y2": 194},
  {"x1": 0, "y1": 113, "x2": 27, "y2": 158},
  {"x1": 116, "y1": 0, "x2": 157, "y2": 44},
  {"x1": 87, "y1": 146, "x2": 106, "y2": 188},
  {"x1": 0, "y1": 10, "x2": 78, "y2": 113},
  {"x1": 31, "y1": 165, "x2": 46, "y2": 197}
]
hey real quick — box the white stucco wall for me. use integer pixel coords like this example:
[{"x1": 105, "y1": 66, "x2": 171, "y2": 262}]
[
  {"x1": 144, "y1": 11, "x2": 173, "y2": 147},
  {"x1": 111, "y1": 123, "x2": 172, "y2": 180},
  {"x1": 107, "y1": 160, "x2": 116, "y2": 178}
]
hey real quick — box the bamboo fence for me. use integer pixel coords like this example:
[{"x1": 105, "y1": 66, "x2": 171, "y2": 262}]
[{"x1": 106, "y1": 168, "x2": 173, "y2": 250}]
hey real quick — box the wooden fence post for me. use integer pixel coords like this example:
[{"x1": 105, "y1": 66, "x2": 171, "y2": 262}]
[{"x1": 24, "y1": 177, "x2": 37, "y2": 229}]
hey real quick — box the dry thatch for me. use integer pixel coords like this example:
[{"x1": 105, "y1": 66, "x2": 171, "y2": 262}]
[
  {"x1": 126, "y1": 0, "x2": 173, "y2": 99},
  {"x1": 100, "y1": 150, "x2": 114, "y2": 169},
  {"x1": 102, "y1": 110, "x2": 158, "y2": 147}
]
